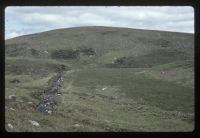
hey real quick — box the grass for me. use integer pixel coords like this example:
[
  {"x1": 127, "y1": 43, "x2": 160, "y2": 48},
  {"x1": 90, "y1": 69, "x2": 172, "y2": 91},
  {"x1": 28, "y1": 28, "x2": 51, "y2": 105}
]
[
  {"x1": 5, "y1": 26, "x2": 194, "y2": 132},
  {"x1": 5, "y1": 61, "x2": 194, "y2": 132},
  {"x1": 72, "y1": 68, "x2": 194, "y2": 113}
]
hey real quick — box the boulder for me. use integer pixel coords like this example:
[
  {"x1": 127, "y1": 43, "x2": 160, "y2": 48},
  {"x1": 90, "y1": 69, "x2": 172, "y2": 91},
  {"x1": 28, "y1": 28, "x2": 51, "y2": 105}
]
[
  {"x1": 8, "y1": 95, "x2": 16, "y2": 102},
  {"x1": 28, "y1": 120, "x2": 40, "y2": 127},
  {"x1": 7, "y1": 123, "x2": 13, "y2": 129}
]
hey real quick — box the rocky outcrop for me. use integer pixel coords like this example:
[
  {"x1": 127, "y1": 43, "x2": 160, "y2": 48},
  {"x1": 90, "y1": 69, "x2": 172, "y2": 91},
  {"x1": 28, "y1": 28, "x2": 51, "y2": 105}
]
[{"x1": 36, "y1": 65, "x2": 65, "y2": 114}]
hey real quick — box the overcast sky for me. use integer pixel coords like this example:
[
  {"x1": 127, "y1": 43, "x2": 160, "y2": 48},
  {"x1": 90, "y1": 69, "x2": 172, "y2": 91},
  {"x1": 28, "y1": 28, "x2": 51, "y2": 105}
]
[{"x1": 5, "y1": 6, "x2": 194, "y2": 39}]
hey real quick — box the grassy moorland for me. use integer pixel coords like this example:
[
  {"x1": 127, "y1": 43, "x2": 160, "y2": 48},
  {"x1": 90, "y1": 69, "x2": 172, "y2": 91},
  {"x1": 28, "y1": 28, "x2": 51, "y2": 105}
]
[{"x1": 5, "y1": 26, "x2": 194, "y2": 132}]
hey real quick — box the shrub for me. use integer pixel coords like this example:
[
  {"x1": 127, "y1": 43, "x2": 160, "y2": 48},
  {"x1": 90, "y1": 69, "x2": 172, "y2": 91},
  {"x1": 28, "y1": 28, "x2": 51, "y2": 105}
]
[{"x1": 51, "y1": 49, "x2": 79, "y2": 59}]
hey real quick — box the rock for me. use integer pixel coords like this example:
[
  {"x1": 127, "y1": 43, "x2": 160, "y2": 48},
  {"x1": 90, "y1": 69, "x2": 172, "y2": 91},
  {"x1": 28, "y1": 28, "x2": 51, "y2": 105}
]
[
  {"x1": 47, "y1": 110, "x2": 52, "y2": 114},
  {"x1": 9, "y1": 108, "x2": 16, "y2": 111},
  {"x1": 73, "y1": 124, "x2": 81, "y2": 127},
  {"x1": 28, "y1": 120, "x2": 40, "y2": 127},
  {"x1": 102, "y1": 87, "x2": 107, "y2": 91},
  {"x1": 8, "y1": 123, "x2": 13, "y2": 129},
  {"x1": 8, "y1": 95, "x2": 16, "y2": 102},
  {"x1": 104, "y1": 120, "x2": 110, "y2": 123},
  {"x1": 10, "y1": 79, "x2": 20, "y2": 83},
  {"x1": 36, "y1": 68, "x2": 64, "y2": 113},
  {"x1": 8, "y1": 123, "x2": 13, "y2": 128},
  {"x1": 27, "y1": 102, "x2": 33, "y2": 105}
]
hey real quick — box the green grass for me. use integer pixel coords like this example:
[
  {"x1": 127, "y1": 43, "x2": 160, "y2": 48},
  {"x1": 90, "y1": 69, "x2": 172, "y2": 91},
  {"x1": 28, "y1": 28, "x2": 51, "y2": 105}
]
[
  {"x1": 72, "y1": 68, "x2": 194, "y2": 113},
  {"x1": 5, "y1": 26, "x2": 194, "y2": 132},
  {"x1": 5, "y1": 64, "x2": 194, "y2": 132}
]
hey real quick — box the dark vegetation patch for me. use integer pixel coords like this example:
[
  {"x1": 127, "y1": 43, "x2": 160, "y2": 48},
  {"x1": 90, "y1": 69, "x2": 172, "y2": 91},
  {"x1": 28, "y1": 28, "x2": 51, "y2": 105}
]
[
  {"x1": 5, "y1": 58, "x2": 68, "y2": 77},
  {"x1": 6, "y1": 43, "x2": 43, "y2": 57},
  {"x1": 5, "y1": 97, "x2": 35, "y2": 111},
  {"x1": 10, "y1": 79, "x2": 20, "y2": 83},
  {"x1": 121, "y1": 33, "x2": 130, "y2": 37},
  {"x1": 106, "y1": 49, "x2": 188, "y2": 68},
  {"x1": 6, "y1": 43, "x2": 29, "y2": 57},
  {"x1": 39, "y1": 119, "x2": 54, "y2": 126},
  {"x1": 51, "y1": 47, "x2": 96, "y2": 60},
  {"x1": 77, "y1": 47, "x2": 96, "y2": 56},
  {"x1": 29, "y1": 91, "x2": 43, "y2": 100},
  {"x1": 5, "y1": 99, "x2": 22, "y2": 109},
  {"x1": 20, "y1": 96, "x2": 30, "y2": 103},
  {"x1": 30, "y1": 48, "x2": 40, "y2": 56},
  {"x1": 155, "y1": 39, "x2": 171, "y2": 47},
  {"x1": 138, "y1": 38, "x2": 172, "y2": 47},
  {"x1": 6, "y1": 63, "x2": 56, "y2": 76},
  {"x1": 51, "y1": 49, "x2": 79, "y2": 59},
  {"x1": 72, "y1": 34, "x2": 84, "y2": 37},
  {"x1": 101, "y1": 30, "x2": 118, "y2": 35}
]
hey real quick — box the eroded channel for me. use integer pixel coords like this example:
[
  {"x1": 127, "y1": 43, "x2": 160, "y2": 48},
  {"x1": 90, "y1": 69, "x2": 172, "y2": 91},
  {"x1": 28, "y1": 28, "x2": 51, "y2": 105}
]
[{"x1": 36, "y1": 65, "x2": 65, "y2": 114}]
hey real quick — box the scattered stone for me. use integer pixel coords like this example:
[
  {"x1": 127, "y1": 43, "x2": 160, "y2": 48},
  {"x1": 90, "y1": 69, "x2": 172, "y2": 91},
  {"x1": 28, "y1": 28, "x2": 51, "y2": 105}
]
[
  {"x1": 36, "y1": 65, "x2": 64, "y2": 113},
  {"x1": 10, "y1": 79, "x2": 20, "y2": 83},
  {"x1": 29, "y1": 120, "x2": 40, "y2": 127},
  {"x1": 8, "y1": 95, "x2": 16, "y2": 102},
  {"x1": 73, "y1": 124, "x2": 81, "y2": 127},
  {"x1": 47, "y1": 110, "x2": 52, "y2": 114},
  {"x1": 44, "y1": 51, "x2": 48, "y2": 54},
  {"x1": 102, "y1": 87, "x2": 107, "y2": 91},
  {"x1": 7, "y1": 123, "x2": 13, "y2": 129},
  {"x1": 9, "y1": 108, "x2": 16, "y2": 111},
  {"x1": 27, "y1": 101, "x2": 32, "y2": 103},
  {"x1": 105, "y1": 120, "x2": 110, "y2": 123}
]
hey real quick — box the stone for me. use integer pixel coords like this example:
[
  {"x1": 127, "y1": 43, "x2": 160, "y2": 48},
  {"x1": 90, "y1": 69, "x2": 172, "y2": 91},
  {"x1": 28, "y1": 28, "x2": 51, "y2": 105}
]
[
  {"x1": 8, "y1": 95, "x2": 16, "y2": 102},
  {"x1": 36, "y1": 68, "x2": 64, "y2": 114},
  {"x1": 47, "y1": 110, "x2": 52, "y2": 114},
  {"x1": 28, "y1": 120, "x2": 40, "y2": 127},
  {"x1": 8, "y1": 95, "x2": 15, "y2": 99},
  {"x1": 104, "y1": 120, "x2": 110, "y2": 123},
  {"x1": 27, "y1": 102, "x2": 33, "y2": 105},
  {"x1": 9, "y1": 108, "x2": 16, "y2": 111},
  {"x1": 73, "y1": 124, "x2": 81, "y2": 127},
  {"x1": 8, "y1": 123, "x2": 13, "y2": 129}
]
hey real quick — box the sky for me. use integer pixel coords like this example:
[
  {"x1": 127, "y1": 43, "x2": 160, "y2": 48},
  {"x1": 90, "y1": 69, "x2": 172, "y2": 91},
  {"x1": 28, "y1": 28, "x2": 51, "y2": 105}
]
[{"x1": 5, "y1": 6, "x2": 194, "y2": 39}]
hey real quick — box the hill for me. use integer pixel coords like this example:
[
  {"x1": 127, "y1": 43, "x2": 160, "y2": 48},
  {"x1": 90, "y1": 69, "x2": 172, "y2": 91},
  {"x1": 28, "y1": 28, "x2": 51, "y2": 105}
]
[{"x1": 5, "y1": 26, "x2": 194, "y2": 132}]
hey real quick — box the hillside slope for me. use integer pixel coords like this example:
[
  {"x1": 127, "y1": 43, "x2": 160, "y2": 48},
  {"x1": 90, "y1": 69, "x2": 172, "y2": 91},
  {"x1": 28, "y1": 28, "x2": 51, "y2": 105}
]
[{"x1": 5, "y1": 26, "x2": 194, "y2": 132}]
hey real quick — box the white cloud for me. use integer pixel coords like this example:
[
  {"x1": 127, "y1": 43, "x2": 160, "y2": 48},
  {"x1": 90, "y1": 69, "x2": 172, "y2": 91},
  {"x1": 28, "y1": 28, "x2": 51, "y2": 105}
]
[
  {"x1": 5, "y1": 6, "x2": 194, "y2": 39},
  {"x1": 6, "y1": 32, "x2": 24, "y2": 39}
]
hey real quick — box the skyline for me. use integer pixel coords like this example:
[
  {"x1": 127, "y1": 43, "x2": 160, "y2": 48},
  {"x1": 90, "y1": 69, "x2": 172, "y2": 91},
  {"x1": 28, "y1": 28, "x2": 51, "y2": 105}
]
[{"x1": 5, "y1": 6, "x2": 194, "y2": 39}]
